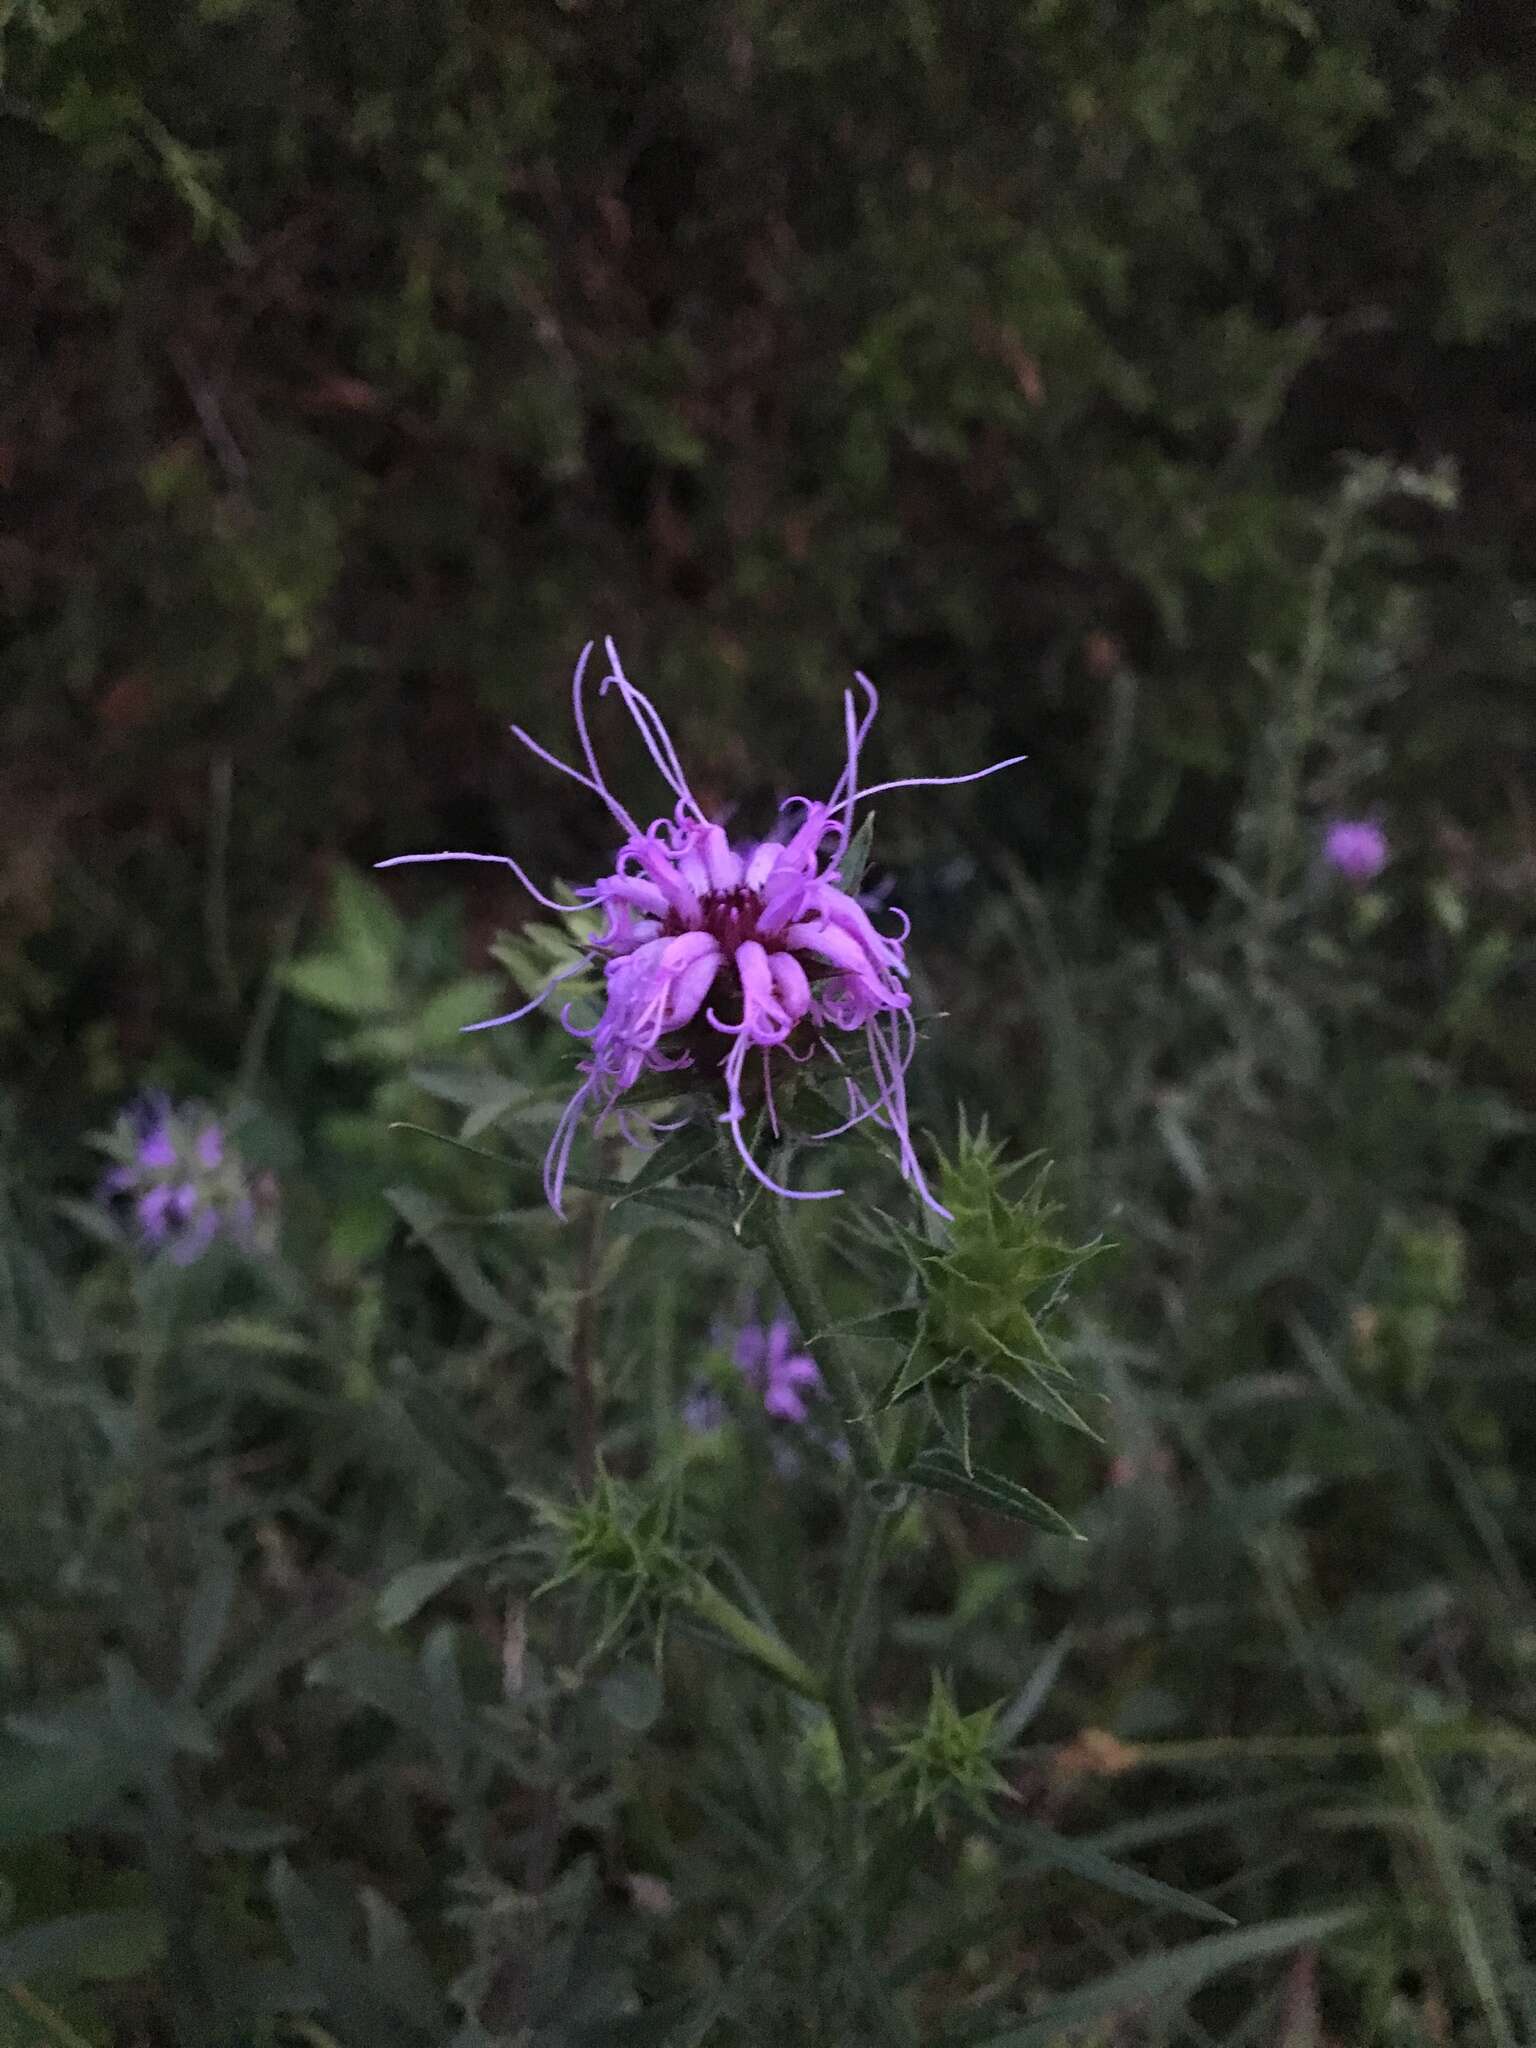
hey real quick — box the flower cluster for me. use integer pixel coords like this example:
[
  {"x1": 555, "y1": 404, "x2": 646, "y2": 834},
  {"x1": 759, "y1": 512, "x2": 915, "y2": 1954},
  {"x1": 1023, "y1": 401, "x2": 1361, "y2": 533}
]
[
  {"x1": 380, "y1": 639, "x2": 1023, "y2": 1216},
  {"x1": 100, "y1": 1095, "x2": 273, "y2": 1263}
]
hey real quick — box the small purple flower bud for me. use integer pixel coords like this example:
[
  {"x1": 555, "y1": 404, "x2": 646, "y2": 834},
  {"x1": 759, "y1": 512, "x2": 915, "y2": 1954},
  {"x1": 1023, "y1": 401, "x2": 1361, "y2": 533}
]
[
  {"x1": 1323, "y1": 819, "x2": 1389, "y2": 885},
  {"x1": 733, "y1": 1313, "x2": 822, "y2": 1425},
  {"x1": 378, "y1": 640, "x2": 1027, "y2": 1218}
]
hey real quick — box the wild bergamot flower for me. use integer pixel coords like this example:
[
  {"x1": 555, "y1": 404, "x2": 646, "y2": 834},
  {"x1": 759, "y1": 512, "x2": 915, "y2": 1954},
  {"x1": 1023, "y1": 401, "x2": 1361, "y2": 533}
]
[{"x1": 380, "y1": 639, "x2": 1023, "y2": 1217}]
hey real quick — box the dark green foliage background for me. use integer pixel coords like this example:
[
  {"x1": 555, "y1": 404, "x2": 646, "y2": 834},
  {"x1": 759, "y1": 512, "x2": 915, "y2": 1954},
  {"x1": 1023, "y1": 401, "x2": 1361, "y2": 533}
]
[
  {"x1": 3, "y1": 1, "x2": 1536, "y2": 2043},
  {"x1": 5, "y1": 0, "x2": 1535, "y2": 1087}
]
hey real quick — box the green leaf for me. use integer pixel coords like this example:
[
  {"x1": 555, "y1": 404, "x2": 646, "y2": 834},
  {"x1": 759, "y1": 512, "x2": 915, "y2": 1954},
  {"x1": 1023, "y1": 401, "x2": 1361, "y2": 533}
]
[
  {"x1": 0, "y1": 1910, "x2": 166, "y2": 1987},
  {"x1": 178, "y1": 1547, "x2": 239, "y2": 1701},
  {"x1": 930, "y1": 1379, "x2": 974, "y2": 1472},
  {"x1": 331, "y1": 863, "x2": 405, "y2": 967},
  {"x1": 960, "y1": 1907, "x2": 1360, "y2": 2045},
  {"x1": 0, "y1": 1742, "x2": 121, "y2": 1845},
  {"x1": 901, "y1": 1449, "x2": 1082, "y2": 1538},
  {"x1": 282, "y1": 952, "x2": 394, "y2": 1019},
  {"x1": 875, "y1": 1338, "x2": 951, "y2": 1412},
  {"x1": 374, "y1": 1556, "x2": 478, "y2": 1630},
  {"x1": 306, "y1": 1643, "x2": 440, "y2": 1748},
  {"x1": 993, "y1": 1631, "x2": 1074, "y2": 1744},
  {"x1": 387, "y1": 1121, "x2": 518, "y2": 1169},
  {"x1": 360, "y1": 1889, "x2": 444, "y2": 2030},
  {"x1": 418, "y1": 1625, "x2": 471, "y2": 1784},
  {"x1": 985, "y1": 1368, "x2": 1099, "y2": 1439},
  {"x1": 105, "y1": 1654, "x2": 218, "y2": 1762},
  {"x1": 612, "y1": 1121, "x2": 720, "y2": 1202},
  {"x1": 384, "y1": 1186, "x2": 521, "y2": 1329},
  {"x1": 408, "y1": 1066, "x2": 561, "y2": 1113},
  {"x1": 672, "y1": 1860, "x2": 835, "y2": 2048},
  {"x1": 411, "y1": 976, "x2": 503, "y2": 1046},
  {"x1": 204, "y1": 1589, "x2": 376, "y2": 1723},
  {"x1": 571, "y1": 2001, "x2": 698, "y2": 2046},
  {"x1": 195, "y1": 1317, "x2": 314, "y2": 1358},
  {"x1": 837, "y1": 810, "x2": 877, "y2": 896},
  {"x1": 994, "y1": 1815, "x2": 1235, "y2": 1926},
  {"x1": 269, "y1": 1858, "x2": 434, "y2": 2040},
  {"x1": 599, "y1": 1663, "x2": 664, "y2": 1733}
]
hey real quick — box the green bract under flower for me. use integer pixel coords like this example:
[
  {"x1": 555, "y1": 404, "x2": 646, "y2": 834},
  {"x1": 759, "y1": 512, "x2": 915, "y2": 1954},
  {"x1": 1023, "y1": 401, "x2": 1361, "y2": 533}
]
[{"x1": 880, "y1": 1127, "x2": 1108, "y2": 1445}]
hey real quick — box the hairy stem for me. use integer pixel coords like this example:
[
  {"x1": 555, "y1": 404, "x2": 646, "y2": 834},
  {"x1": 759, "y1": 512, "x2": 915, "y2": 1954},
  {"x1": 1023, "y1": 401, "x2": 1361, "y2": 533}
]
[
  {"x1": 761, "y1": 1188, "x2": 885, "y2": 1488},
  {"x1": 569, "y1": 1183, "x2": 607, "y2": 1494},
  {"x1": 825, "y1": 1496, "x2": 883, "y2": 1808},
  {"x1": 761, "y1": 1177, "x2": 898, "y2": 1992}
]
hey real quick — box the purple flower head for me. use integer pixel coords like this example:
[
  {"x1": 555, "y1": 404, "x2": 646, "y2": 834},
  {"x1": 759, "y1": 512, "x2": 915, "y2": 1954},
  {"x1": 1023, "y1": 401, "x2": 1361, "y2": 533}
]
[
  {"x1": 99, "y1": 1096, "x2": 273, "y2": 1262},
  {"x1": 1323, "y1": 819, "x2": 1389, "y2": 885},
  {"x1": 734, "y1": 1315, "x2": 822, "y2": 1424},
  {"x1": 379, "y1": 639, "x2": 1025, "y2": 1217}
]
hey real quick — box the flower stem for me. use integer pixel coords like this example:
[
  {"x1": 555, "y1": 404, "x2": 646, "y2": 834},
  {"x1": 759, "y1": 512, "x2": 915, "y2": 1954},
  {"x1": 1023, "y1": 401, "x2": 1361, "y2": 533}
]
[
  {"x1": 760, "y1": 1177, "x2": 898, "y2": 1989},
  {"x1": 569, "y1": 1181, "x2": 608, "y2": 1494},
  {"x1": 760, "y1": 1187, "x2": 885, "y2": 1489},
  {"x1": 825, "y1": 1495, "x2": 883, "y2": 1809}
]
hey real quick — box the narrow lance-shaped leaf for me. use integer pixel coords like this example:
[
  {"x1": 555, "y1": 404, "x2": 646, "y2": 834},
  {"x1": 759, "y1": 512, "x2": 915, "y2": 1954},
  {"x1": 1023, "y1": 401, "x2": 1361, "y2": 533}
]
[
  {"x1": 960, "y1": 1907, "x2": 1361, "y2": 2047},
  {"x1": 900, "y1": 1448, "x2": 1083, "y2": 1539},
  {"x1": 990, "y1": 1813, "x2": 1236, "y2": 1926}
]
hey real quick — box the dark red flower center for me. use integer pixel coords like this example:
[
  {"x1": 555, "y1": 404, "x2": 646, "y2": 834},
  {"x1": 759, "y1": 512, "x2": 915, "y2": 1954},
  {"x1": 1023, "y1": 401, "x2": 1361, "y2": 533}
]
[{"x1": 670, "y1": 884, "x2": 764, "y2": 954}]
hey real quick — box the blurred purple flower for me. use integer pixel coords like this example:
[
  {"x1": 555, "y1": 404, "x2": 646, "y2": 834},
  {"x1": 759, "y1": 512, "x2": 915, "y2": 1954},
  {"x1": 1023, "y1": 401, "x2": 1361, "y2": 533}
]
[
  {"x1": 379, "y1": 639, "x2": 1025, "y2": 1218},
  {"x1": 1323, "y1": 819, "x2": 1389, "y2": 884},
  {"x1": 734, "y1": 1315, "x2": 822, "y2": 1424},
  {"x1": 681, "y1": 1386, "x2": 728, "y2": 1435},
  {"x1": 101, "y1": 1095, "x2": 272, "y2": 1263}
]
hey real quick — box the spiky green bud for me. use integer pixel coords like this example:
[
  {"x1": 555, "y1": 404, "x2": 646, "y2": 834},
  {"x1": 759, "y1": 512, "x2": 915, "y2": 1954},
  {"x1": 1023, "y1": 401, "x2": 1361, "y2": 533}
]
[
  {"x1": 879, "y1": 1124, "x2": 1107, "y2": 1449},
  {"x1": 875, "y1": 1674, "x2": 1012, "y2": 1828},
  {"x1": 531, "y1": 1469, "x2": 691, "y2": 1668}
]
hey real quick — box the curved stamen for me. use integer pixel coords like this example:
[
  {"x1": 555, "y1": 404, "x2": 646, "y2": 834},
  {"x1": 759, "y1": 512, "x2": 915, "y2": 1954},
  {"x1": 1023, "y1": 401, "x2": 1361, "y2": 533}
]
[
  {"x1": 719, "y1": 1036, "x2": 840, "y2": 1202},
  {"x1": 827, "y1": 671, "x2": 881, "y2": 851},
  {"x1": 375, "y1": 851, "x2": 580, "y2": 918},
  {"x1": 461, "y1": 958, "x2": 591, "y2": 1033},
  {"x1": 827, "y1": 754, "x2": 1029, "y2": 813},
  {"x1": 804, "y1": 1076, "x2": 882, "y2": 1143},
  {"x1": 865, "y1": 1010, "x2": 949, "y2": 1218},
  {"x1": 544, "y1": 1074, "x2": 597, "y2": 1218},
  {"x1": 559, "y1": 1000, "x2": 603, "y2": 1038},
  {"x1": 570, "y1": 639, "x2": 643, "y2": 838},
  {"x1": 602, "y1": 637, "x2": 707, "y2": 823}
]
